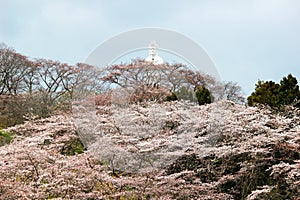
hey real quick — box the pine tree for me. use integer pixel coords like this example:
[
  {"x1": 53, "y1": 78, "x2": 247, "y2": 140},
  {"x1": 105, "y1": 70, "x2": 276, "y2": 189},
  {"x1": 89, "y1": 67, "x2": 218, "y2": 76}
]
[
  {"x1": 195, "y1": 86, "x2": 212, "y2": 105},
  {"x1": 247, "y1": 80, "x2": 280, "y2": 107},
  {"x1": 247, "y1": 74, "x2": 300, "y2": 108},
  {"x1": 278, "y1": 74, "x2": 300, "y2": 105}
]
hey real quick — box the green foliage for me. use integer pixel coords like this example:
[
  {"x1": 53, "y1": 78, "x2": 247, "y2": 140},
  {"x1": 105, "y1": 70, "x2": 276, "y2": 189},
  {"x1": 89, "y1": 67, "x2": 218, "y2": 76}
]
[
  {"x1": 247, "y1": 80, "x2": 280, "y2": 107},
  {"x1": 41, "y1": 178, "x2": 49, "y2": 184},
  {"x1": 60, "y1": 138, "x2": 85, "y2": 156},
  {"x1": 166, "y1": 92, "x2": 178, "y2": 101},
  {"x1": 248, "y1": 74, "x2": 300, "y2": 108},
  {"x1": 278, "y1": 74, "x2": 300, "y2": 105},
  {"x1": 195, "y1": 86, "x2": 212, "y2": 105},
  {"x1": 175, "y1": 86, "x2": 196, "y2": 102},
  {"x1": 0, "y1": 130, "x2": 14, "y2": 146},
  {"x1": 124, "y1": 185, "x2": 134, "y2": 191},
  {"x1": 47, "y1": 193, "x2": 61, "y2": 199}
]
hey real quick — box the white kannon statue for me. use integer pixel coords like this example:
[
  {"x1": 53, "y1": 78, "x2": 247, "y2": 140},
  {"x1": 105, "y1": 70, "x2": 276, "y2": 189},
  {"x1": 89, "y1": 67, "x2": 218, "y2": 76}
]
[{"x1": 145, "y1": 41, "x2": 163, "y2": 65}]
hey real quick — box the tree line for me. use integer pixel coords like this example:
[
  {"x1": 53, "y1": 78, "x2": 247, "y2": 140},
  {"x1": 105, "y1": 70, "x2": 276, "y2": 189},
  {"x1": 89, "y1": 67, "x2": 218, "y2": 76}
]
[
  {"x1": 0, "y1": 43, "x2": 101, "y2": 97},
  {"x1": 0, "y1": 44, "x2": 102, "y2": 127},
  {"x1": 97, "y1": 59, "x2": 244, "y2": 105},
  {"x1": 1, "y1": 43, "x2": 245, "y2": 127}
]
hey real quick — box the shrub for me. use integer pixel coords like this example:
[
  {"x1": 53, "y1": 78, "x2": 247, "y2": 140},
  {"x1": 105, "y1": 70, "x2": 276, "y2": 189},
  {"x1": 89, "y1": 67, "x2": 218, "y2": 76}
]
[
  {"x1": 166, "y1": 92, "x2": 178, "y2": 101},
  {"x1": 0, "y1": 130, "x2": 13, "y2": 147},
  {"x1": 174, "y1": 86, "x2": 197, "y2": 102},
  {"x1": 60, "y1": 138, "x2": 86, "y2": 156}
]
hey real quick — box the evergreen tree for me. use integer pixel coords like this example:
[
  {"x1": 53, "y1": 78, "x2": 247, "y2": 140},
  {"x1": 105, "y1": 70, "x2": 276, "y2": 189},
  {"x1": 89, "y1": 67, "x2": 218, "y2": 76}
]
[
  {"x1": 278, "y1": 74, "x2": 300, "y2": 105},
  {"x1": 247, "y1": 80, "x2": 280, "y2": 107},
  {"x1": 195, "y1": 86, "x2": 212, "y2": 105},
  {"x1": 247, "y1": 74, "x2": 300, "y2": 108}
]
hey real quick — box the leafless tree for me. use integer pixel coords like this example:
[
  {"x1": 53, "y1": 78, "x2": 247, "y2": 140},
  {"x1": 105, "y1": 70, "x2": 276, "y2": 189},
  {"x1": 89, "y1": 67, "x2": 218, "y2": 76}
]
[
  {"x1": 0, "y1": 45, "x2": 31, "y2": 95},
  {"x1": 101, "y1": 60, "x2": 222, "y2": 103}
]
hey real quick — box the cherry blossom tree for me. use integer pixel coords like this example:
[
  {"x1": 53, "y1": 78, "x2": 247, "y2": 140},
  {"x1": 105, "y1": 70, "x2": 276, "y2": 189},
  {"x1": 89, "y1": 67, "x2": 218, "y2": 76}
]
[{"x1": 1, "y1": 100, "x2": 299, "y2": 199}]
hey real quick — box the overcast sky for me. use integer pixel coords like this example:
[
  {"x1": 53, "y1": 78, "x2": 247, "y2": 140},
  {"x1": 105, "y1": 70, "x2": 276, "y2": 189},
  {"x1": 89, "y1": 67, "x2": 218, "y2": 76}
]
[{"x1": 1, "y1": 0, "x2": 300, "y2": 96}]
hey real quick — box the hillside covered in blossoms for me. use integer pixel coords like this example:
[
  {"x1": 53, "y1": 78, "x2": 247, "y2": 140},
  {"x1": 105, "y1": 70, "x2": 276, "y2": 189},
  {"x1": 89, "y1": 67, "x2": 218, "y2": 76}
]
[
  {"x1": 2, "y1": 0, "x2": 300, "y2": 198},
  {"x1": 1, "y1": 44, "x2": 300, "y2": 199},
  {"x1": 0, "y1": 100, "x2": 299, "y2": 199}
]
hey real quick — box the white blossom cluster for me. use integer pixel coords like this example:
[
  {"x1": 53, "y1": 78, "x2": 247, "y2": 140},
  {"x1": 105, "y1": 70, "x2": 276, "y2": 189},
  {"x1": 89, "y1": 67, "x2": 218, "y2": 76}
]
[{"x1": 0, "y1": 101, "x2": 299, "y2": 199}]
